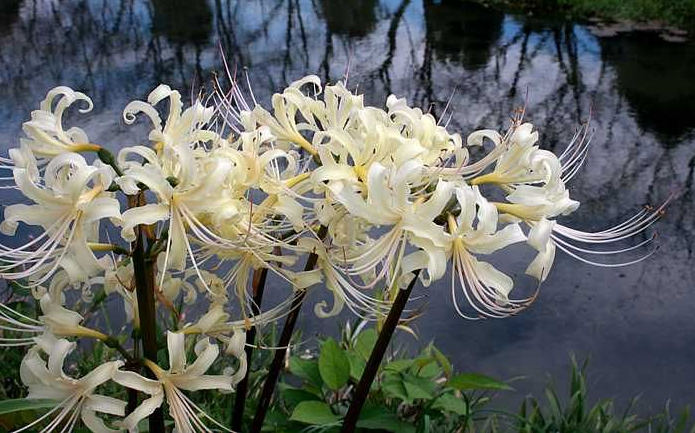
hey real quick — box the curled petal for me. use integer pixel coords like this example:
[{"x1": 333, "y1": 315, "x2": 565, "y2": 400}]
[{"x1": 120, "y1": 203, "x2": 170, "y2": 242}]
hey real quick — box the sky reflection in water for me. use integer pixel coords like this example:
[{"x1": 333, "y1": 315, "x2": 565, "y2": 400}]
[{"x1": 0, "y1": 0, "x2": 694, "y2": 411}]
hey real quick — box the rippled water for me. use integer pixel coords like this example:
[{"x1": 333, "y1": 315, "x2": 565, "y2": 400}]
[{"x1": 1, "y1": 0, "x2": 694, "y2": 411}]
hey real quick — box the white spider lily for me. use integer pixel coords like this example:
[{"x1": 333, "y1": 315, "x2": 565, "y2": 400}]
[
  {"x1": 20, "y1": 87, "x2": 100, "y2": 159},
  {"x1": 117, "y1": 332, "x2": 234, "y2": 433},
  {"x1": 244, "y1": 75, "x2": 321, "y2": 155},
  {"x1": 471, "y1": 123, "x2": 563, "y2": 189},
  {"x1": 0, "y1": 151, "x2": 120, "y2": 285},
  {"x1": 0, "y1": 292, "x2": 106, "y2": 347},
  {"x1": 311, "y1": 109, "x2": 429, "y2": 186},
  {"x1": 103, "y1": 259, "x2": 139, "y2": 326},
  {"x1": 558, "y1": 121, "x2": 593, "y2": 183},
  {"x1": 17, "y1": 337, "x2": 124, "y2": 433},
  {"x1": 386, "y1": 95, "x2": 463, "y2": 165},
  {"x1": 39, "y1": 293, "x2": 108, "y2": 340},
  {"x1": 0, "y1": 302, "x2": 44, "y2": 347},
  {"x1": 297, "y1": 237, "x2": 390, "y2": 319},
  {"x1": 316, "y1": 81, "x2": 365, "y2": 132},
  {"x1": 521, "y1": 198, "x2": 668, "y2": 281},
  {"x1": 123, "y1": 84, "x2": 218, "y2": 156},
  {"x1": 327, "y1": 161, "x2": 454, "y2": 287},
  {"x1": 213, "y1": 126, "x2": 298, "y2": 191},
  {"x1": 117, "y1": 150, "x2": 232, "y2": 270},
  {"x1": 438, "y1": 185, "x2": 528, "y2": 319},
  {"x1": 118, "y1": 89, "x2": 290, "y2": 290},
  {"x1": 503, "y1": 183, "x2": 579, "y2": 218},
  {"x1": 525, "y1": 218, "x2": 557, "y2": 282}
]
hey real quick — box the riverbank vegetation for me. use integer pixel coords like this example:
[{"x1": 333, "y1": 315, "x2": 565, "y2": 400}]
[
  {"x1": 477, "y1": 0, "x2": 695, "y2": 29},
  {"x1": 1, "y1": 320, "x2": 693, "y2": 432}
]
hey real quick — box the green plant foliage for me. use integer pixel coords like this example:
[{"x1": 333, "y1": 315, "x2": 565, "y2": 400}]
[
  {"x1": 354, "y1": 329, "x2": 378, "y2": 360},
  {"x1": 0, "y1": 398, "x2": 57, "y2": 430},
  {"x1": 475, "y1": 0, "x2": 695, "y2": 29},
  {"x1": 290, "y1": 401, "x2": 341, "y2": 425},
  {"x1": 319, "y1": 338, "x2": 351, "y2": 390},
  {"x1": 514, "y1": 358, "x2": 695, "y2": 433},
  {"x1": 269, "y1": 324, "x2": 505, "y2": 432},
  {"x1": 448, "y1": 373, "x2": 514, "y2": 391},
  {"x1": 1, "y1": 316, "x2": 693, "y2": 433},
  {"x1": 356, "y1": 407, "x2": 416, "y2": 432}
]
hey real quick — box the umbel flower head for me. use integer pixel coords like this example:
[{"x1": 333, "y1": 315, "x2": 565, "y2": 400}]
[{"x1": 0, "y1": 73, "x2": 667, "y2": 432}]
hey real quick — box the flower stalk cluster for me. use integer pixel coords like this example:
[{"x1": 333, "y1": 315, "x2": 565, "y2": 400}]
[{"x1": 0, "y1": 75, "x2": 666, "y2": 432}]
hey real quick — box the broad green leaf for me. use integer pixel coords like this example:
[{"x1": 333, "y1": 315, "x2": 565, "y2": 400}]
[
  {"x1": 404, "y1": 374, "x2": 437, "y2": 395},
  {"x1": 262, "y1": 409, "x2": 294, "y2": 431},
  {"x1": 354, "y1": 329, "x2": 378, "y2": 360},
  {"x1": 382, "y1": 375, "x2": 410, "y2": 402},
  {"x1": 416, "y1": 359, "x2": 442, "y2": 379},
  {"x1": 347, "y1": 351, "x2": 366, "y2": 380},
  {"x1": 281, "y1": 386, "x2": 321, "y2": 407},
  {"x1": 384, "y1": 359, "x2": 413, "y2": 373},
  {"x1": 318, "y1": 339, "x2": 350, "y2": 390},
  {"x1": 357, "y1": 407, "x2": 416, "y2": 433},
  {"x1": 289, "y1": 401, "x2": 340, "y2": 425},
  {"x1": 431, "y1": 393, "x2": 468, "y2": 416},
  {"x1": 0, "y1": 399, "x2": 58, "y2": 431},
  {"x1": 289, "y1": 357, "x2": 323, "y2": 388},
  {"x1": 402, "y1": 375, "x2": 434, "y2": 401},
  {"x1": 448, "y1": 373, "x2": 512, "y2": 391},
  {"x1": 0, "y1": 399, "x2": 57, "y2": 415}
]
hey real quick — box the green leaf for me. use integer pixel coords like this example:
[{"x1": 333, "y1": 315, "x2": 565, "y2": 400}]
[
  {"x1": 448, "y1": 373, "x2": 512, "y2": 391},
  {"x1": 416, "y1": 359, "x2": 442, "y2": 379},
  {"x1": 289, "y1": 401, "x2": 340, "y2": 425},
  {"x1": 0, "y1": 399, "x2": 57, "y2": 415},
  {"x1": 281, "y1": 386, "x2": 321, "y2": 407},
  {"x1": 0, "y1": 399, "x2": 58, "y2": 430},
  {"x1": 430, "y1": 345, "x2": 452, "y2": 378},
  {"x1": 318, "y1": 338, "x2": 350, "y2": 390},
  {"x1": 384, "y1": 359, "x2": 413, "y2": 373},
  {"x1": 135, "y1": 419, "x2": 175, "y2": 432},
  {"x1": 382, "y1": 375, "x2": 410, "y2": 402},
  {"x1": 357, "y1": 407, "x2": 416, "y2": 433},
  {"x1": 289, "y1": 357, "x2": 323, "y2": 388},
  {"x1": 8, "y1": 281, "x2": 32, "y2": 297},
  {"x1": 431, "y1": 393, "x2": 468, "y2": 416},
  {"x1": 347, "y1": 351, "x2": 366, "y2": 380},
  {"x1": 402, "y1": 375, "x2": 434, "y2": 400},
  {"x1": 354, "y1": 329, "x2": 378, "y2": 360}
]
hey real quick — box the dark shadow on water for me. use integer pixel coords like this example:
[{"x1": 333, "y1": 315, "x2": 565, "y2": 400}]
[
  {"x1": 599, "y1": 33, "x2": 695, "y2": 144},
  {"x1": 0, "y1": 0, "x2": 20, "y2": 37},
  {"x1": 319, "y1": 0, "x2": 378, "y2": 39},
  {"x1": 423, "y1": 0, "x2": 504, "y2": 70},
  {"x1": 151, "y1": 0, "x2": 212, "y2": 46}
]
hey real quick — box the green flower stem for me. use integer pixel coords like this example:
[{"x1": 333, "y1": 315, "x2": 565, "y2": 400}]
[
  {"x1": 250, "y1": 225, "x2": 328, "y2": 433},
  {"x1": 96, "y1": 147, "x2": 124, "y2": 177},
  {"x1": 340, "y1": 270, "x2": 421, "y2": 433},
  {"x1": 231, "y1": 266, "x2": 269, "y2": 431},
  {"x1": 102, "y1": 336, "x2": 137, "y2": 364}
]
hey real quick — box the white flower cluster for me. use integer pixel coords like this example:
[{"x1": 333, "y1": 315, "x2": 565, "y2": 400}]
[{"x1": 0, "y1": 77, "x2": 664, "y2": 432}]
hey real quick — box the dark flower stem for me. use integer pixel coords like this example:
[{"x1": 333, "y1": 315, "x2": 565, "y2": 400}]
[
  {"x1": 231, "y1": 266, "x2": 268, "y2": 431},
  {"x1": 130, "y1": 194, "x2": 165, "y2": 433},
  {"x1": 340, "y1": 270, "x2": 420, "y2": 433},
  {"x1": 250, "y1": 225, "x2": 328, "y2": 433}
]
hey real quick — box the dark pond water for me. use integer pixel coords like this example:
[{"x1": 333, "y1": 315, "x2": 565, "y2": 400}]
[{"x1": 1, "y1": 0, "x2": 694, "y2": 412}]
